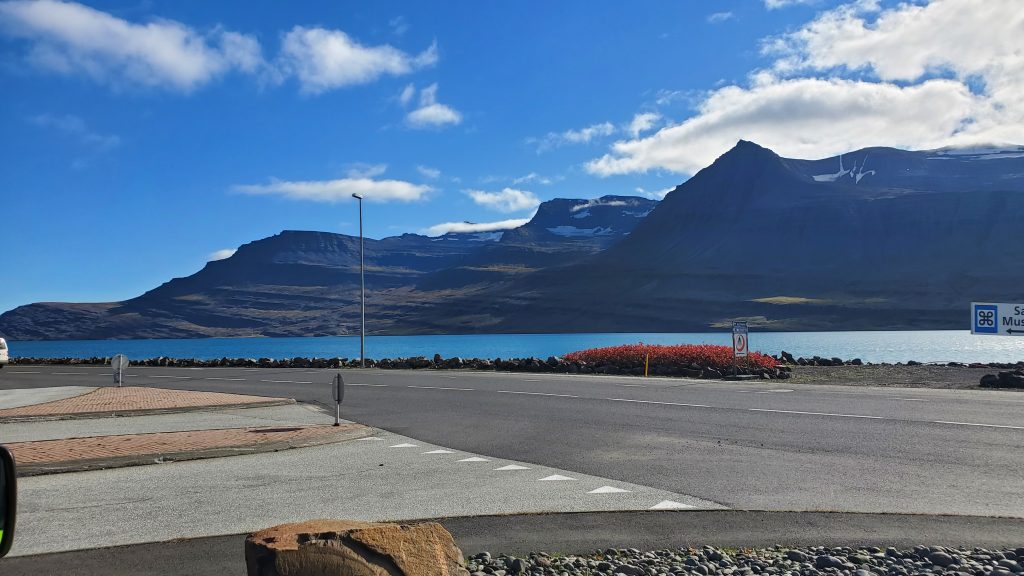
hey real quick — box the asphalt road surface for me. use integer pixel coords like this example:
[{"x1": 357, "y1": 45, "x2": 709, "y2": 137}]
[{"x1": 3, "y1": 365, "x2": 1022, "y2": 517}]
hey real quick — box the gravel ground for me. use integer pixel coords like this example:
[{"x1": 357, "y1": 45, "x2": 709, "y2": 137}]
[
  {"x1": 467, "y1": 545, "x2": 1024, "y2": 576},
  {"x1": 785, "y1": 365, "x2": 998, "y2": 389}
]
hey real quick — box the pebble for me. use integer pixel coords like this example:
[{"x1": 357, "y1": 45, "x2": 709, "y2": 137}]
[{"x1": 467, "y1": 547, "x2": 1024, "y2": 576}]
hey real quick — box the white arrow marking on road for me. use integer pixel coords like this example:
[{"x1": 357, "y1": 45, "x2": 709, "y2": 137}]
[
  {"x1": 493, "y1": 465, "x2": 531, "y2": 471},
  {"x1": 389, "y1": 443, "x2": 418, "y2": 448},
  {"x1": 589, "y1": 486, "x2": 631, "y2": 494},
  {"x1": 539, "y1": 474, "x2": 576, "y2": 481},
  {"x1": 423, "y1": 449, "x2": 456, "y2": 454},
  {"x1": 650, "y1": 500, "x2": 694, "y2": 510},
  {"x1": 458, "y1": 457, "x2": 490, "y2": 462}
]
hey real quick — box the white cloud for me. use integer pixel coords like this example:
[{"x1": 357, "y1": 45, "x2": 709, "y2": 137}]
[
  {"x1": 534, "y1": 121, "x2": 616, "y2": 151},
  {"x1": 465, "y1": 188, "x2": 541, "y2": 213},
  {"x1": 29, "y1": 113, "x2": 120, "y2": 150},
  {"x1": 634, "y1": 186, "x2": 675, "y2": 200},
  {"x1": 512, "y1": 172, "x2": 556, "y2": 185},
  {"x1": 235, "y1": 176, "x2": 433, "y2": 203},
  {"x1": 707, "y1": 11, "x2": 734, "y2": 23},
  {"x1": 764, "y1": 0, "x2": 818, "y2": 9},
  {"x1": 277, "y1": 26, "x2": 436, "y2": 93},
  {"x1": 345, "y1": 163, "x2": 388, "y2": 179},
  {"x1": 626, "y1": 112, "x2": 661, "y2": 138},
  {"x1": 208, "y1": 248, "x2": 237, "y2": 261},
  {"x1": 587, "y1": 0, "x2": 1024, "y2": 176},
  {"x1": 398, "y1": 83, "x2": 415, "y2": 106},
  {"x1": 416, "y1": 165, "x2": 441, "y2": 179},
  {"x1": 389, "y1": 16, "x2": 409, "y2": 36},
  {"x1": 405, "y1": 82, "x2": 462, "y2": 128},
  {"x1": 424, "y1": 218, "x2": 530, "y2": 237},
  {"x1": 0, "y1": 0, "x2": 262, "y2": 91}
]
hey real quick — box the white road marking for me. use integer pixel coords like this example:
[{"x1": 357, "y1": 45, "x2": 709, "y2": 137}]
[
  {"x1": 497, "y1": 391, "x2": 580, "y2": 398},
  {"x1": 355, "y1": 437, "x2": 384, "y2": 442},
  {"x1": 748, "y1": 408, "x2": 884, "y2": 419},
  {"x1": 893, "y1": 398, "x2": 928, "y2": 402},
  {"x1": 10, "y1": 371, "x2": 40, "y2": 374},
  {"x1": 150, "y1": 375, "x2": 191, "y2": 379},
  {"x1": 348, "y1": 383, "x2": 388, "y2": 387},
  {"x1": 51, "y1": 372, "x2": 87, "y2": 375},
  {"x1": 589, "y1": 486, "x2": 631, "y2": 494},
  {"x1": 606, "y1": 398, "x2": 710, "y2": 408},
  {"x1": 407, "y1": 385, "x2": 475, "y2": 391},
  {"x1": 389, "y1": 443, "x2": 418, "y2": 448},
  {"x1": 934, "y1": 420, "x2": 1024, "y2": 430},
  {"x1": 259, "y1": 380, "x2": 313, "y2": 384},
  {"x1": 539, "y1": 474, "x2": 575, "y2": 481},
  {"x1": 422, "y1": 449, "x2": 456, "y2": 454},
  {"x1": 458, "y1": 457, "x2": 490, "y2": 462},
  {"x1": 756, "y1": 389, "x2": 794, "y2": 393},
  {"x1": 494, "y1": 465, "x2": 531, "y2": 471},
  {"x1": 616, "y1": 384, "x2": 646, "y2": 387},
  {"x1": 205, "y1": 377, "x2": 245, "y2": 381},
  {"x1": 650, "y1": 500, "x2": 694, "y2": 510}
]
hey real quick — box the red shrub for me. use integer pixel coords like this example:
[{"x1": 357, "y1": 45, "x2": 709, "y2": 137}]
[{"x1": 564, "y1": 343, "x2": 777, "y2": 372}]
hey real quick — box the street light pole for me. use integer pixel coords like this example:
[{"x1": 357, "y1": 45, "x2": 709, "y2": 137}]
[{"x1": 352, "y1": 193, "x2": 365, "y2": 368}]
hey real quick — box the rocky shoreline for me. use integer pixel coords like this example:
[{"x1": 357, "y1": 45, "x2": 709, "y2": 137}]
[
  {"x1": 466, "y1": 545, "x2": 1024, "y2": 576},
  {"x1": 7, "y1": 354, "x2": 1024, "y2": 386}
]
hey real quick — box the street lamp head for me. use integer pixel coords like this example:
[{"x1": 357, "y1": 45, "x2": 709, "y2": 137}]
[{"x1": 352, "y1": 193, "x2": 363, "y2": 200}]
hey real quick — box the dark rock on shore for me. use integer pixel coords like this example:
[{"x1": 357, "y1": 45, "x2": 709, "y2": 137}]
[{"x1": 980, "y1": 370, "x2": 1024, "y2": 389}]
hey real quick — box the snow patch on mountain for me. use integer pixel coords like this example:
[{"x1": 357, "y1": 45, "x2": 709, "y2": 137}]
[
  {"x1": 813, "y1": 154, "x2": 875, "y2": 183},
  {"x1": 571, "y1": 210, "x2": 591, "y2": 219},
  {"x1": 570, "y1": 199, "x2": 628, "y2": 213},
  {"x1": 623, "y1": 209, "x2": 651, "y2": 218},
  {"x1": 547, "y1": 226, "x2": 615, "y2": 237}
]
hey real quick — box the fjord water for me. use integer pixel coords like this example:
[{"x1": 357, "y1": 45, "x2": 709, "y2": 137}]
[{"x1": 8, "y1": 331, "x2": 1024, "y2": 364}]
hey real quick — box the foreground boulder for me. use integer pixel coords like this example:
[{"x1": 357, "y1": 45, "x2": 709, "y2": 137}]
[{"x1": 245, "y1": 519, "x2": 470, "y2": 576}]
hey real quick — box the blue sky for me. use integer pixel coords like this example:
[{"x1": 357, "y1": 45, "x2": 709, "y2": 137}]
[{"x1": 0, "y1": 0, "x2": 1018, "y2": 313}]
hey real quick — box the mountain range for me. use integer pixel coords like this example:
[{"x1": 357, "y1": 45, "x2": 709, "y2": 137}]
[{"x1": 3, "y1": 140, "x2": 1023, "y2": 340}]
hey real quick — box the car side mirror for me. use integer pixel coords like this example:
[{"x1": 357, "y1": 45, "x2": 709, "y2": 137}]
[{"x1": 0, "y1": 445, "x2": 16, "y2": 558}]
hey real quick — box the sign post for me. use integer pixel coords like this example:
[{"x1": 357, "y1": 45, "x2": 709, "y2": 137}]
[
  {"x1": 331, "y1": 373, "x2": 345, "y2": 426},
  {"x1": 111, "y1": 354, "x2": 129, "y2": 387},
  {"x1": 972, "y1": 302, "x2": 1024, "y2": 336},
  {"x1": 732, "y1": 321, "x2": 748, "y2": 376}
]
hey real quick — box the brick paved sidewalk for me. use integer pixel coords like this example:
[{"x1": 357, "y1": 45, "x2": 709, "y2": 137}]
[
  {"x1": 8, "y1": 423, "x2": 371, "y2": 475},
  {"x1": 0, "y1": 386, "x2": 292, "y2": 420}
]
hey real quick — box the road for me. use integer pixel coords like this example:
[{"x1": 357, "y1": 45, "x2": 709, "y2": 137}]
[{"x1": 3, "y1": 365, "x2": 1023, "y2": 517}]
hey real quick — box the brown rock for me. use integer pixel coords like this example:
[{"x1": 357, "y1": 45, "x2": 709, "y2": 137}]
[{"x1": 245, "y1": 519, "x2": 470, "y2": 576}]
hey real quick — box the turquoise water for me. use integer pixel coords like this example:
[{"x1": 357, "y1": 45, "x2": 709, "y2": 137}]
[{"x1": 6, "y1": 331, "x2": 1024, "y2": 364}]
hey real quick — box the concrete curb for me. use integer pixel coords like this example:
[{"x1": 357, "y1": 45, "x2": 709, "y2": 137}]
[
  {"x1": 0, "y1": 398, "x2": 296, "y2": 423},
  {"x1": 16, "y1": 424, "x2": 374, "y2": 476}
]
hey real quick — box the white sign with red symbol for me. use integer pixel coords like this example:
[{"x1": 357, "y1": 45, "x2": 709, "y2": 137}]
[{"x1": 732, "y1": 321, "x2": 749, "y2": 358}]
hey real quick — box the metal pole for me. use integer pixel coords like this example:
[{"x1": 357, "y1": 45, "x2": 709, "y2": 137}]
[{"x1": 358, "y1": 196, "x2": 365, "y2": 368}]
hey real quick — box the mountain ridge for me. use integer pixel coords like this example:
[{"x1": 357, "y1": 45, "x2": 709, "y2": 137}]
[{"x1": 4, "y1": 139, "x2": 1024, "y2": 340}]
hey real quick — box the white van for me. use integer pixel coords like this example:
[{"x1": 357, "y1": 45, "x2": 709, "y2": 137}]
[{"x1": 0, "y1": 338, "x2": 7, "y2": 367}]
